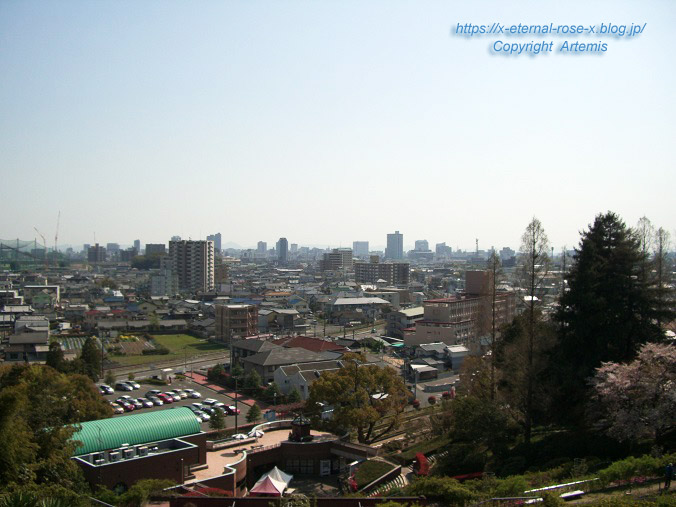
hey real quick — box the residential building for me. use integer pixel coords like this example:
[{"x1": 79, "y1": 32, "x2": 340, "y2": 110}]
[
  {"x1": 274, "y1": 360, "x2": 344, "y2": 400},
  {"x1": 241, "y1": 347, "x2": 325, "y2": 383},
  {"x1": 168, "y1": 240, "x2": 215, "y2": 293},
  {"x1": 354, "y1": 257, "x2": 410, "y2": 286},
  {"x1": 87, "y1": 244, "x2": 106, "y2": 263},
  {"x1": 133, "y1": 239, "x2": 141, "y2": 253},
  {"x1": 5, "y1": 331, "x2": 50, "y2": 362},
  {"x1": 386, "y1": 306, "x2": 424, "y2": 338},
  {"x1": 257, "y1": 241, "x2": 267, "y2": 253},
  {"x1": 385, "y1": 230, "x2": 403, "y2": 260},
  {"x1": 319, "y1": 248, "x2": 353, "y2": 272},
  {"x1": 215, "y1": 304, "x2": 258, "y2": 342},
  {"x1": 207, "y1": 233, "x2": 222, "y2": 252}
]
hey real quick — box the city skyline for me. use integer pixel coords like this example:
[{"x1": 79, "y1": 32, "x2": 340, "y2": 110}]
[{"x1": 1, "y1": 1, "x2": 674, "y2": 252}]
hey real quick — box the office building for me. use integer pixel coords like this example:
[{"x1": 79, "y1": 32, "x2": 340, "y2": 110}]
[
  {"x1": 257, "y1": 241, "x2": 267, "y2": 253},
  {"x1": 277, "y1": 238, "x2": 288, "y2": 264},
  {"x1": 207, "y1": 233, "x2": 222, "y2": 252},
  {"x1": 385, "y1": 231, "x2": 403, "y2": 260},
  {"x1": 414, "y1": 240, "x2": 429, "y2": 251},
  {"x1": 168, "y1": 240, "x2": 215, "y2": 293},
  {"x1": 354, "y1": 257, "x2": 410, "y2": 286},
  {"x1": 133, "y1": 239, "x2": 140, "y2": 253},
  {"x1": 352, "y1": 241, "x2": 369, "y2": 258}
]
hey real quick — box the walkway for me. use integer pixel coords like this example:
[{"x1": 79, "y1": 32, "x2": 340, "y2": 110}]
[{"x1": 186, "y1": 372, "x2": 268, "y2": 409}]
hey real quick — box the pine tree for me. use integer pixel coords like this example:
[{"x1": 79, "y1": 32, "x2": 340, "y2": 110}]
[
  {"x1": 553, "y1": 212, "x2": 667, "y2": 422},
  {"x1": 80, "y1": 337, "x2": 102, "y2": 381},
  {"x1": 246, "y1": 403, "x2": 261, "y2": 424}
]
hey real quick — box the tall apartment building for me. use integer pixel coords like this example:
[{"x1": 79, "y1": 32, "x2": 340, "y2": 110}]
[
  {"x1": 215, "y1": 304, "x2": 258, "y2": 342},
  {"x1": 319, "y1": 248, "x2": 354, "y2": 271},
  {"x1": 87, "y1": 244, "x2": 106, "y2": 263},
  {"x1": 277, "y1": 238, "x2": 288, "y2": 264},
  {"x1": 207, "y1": 233, "x2": 222, "y2": 252},
  {"x1": 133, "y1": 239, "x2": 141, "y2": 253},
  {"x1": 407, "y1": 270, "x2": 516, "y2": 350},
  {"x1": 385, "y1": 231, "x2": 404, "y2": 260},
  {"x1": 352, "y1": 241, "x2": 369, "y2": 258},
  {"x1": 257, "y1": 241, "x2": 267, "y2": 253},
  {"x1": 168, "y1": 240, "x2": 215, "y2": 293},
  {"x1": 354, "y1": 257, "x2": 410, "y2": 285},
  {"x1": 145, "y1": 244, "x2": 166, "y2": 256}
]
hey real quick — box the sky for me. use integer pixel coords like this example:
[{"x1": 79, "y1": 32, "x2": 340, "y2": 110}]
[{"x1": 1, "y1": 0, "x2": 674, "y2": 252}]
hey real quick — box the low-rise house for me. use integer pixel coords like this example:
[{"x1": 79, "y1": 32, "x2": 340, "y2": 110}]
[
  {"x1": 274, "y1": 360, "x2": 344, "y2": 400},
  {"x1": 241, "y1": 347, "x2": 325, "y2": 383},
  {"x1": 5, "y1": 331, "x2": 50, "y2": 363}
]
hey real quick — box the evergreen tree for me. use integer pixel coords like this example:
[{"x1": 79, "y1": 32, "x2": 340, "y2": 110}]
[
  {"x1": 79, "y1": 337, "x2": 102, "y2": 381},
  {"x1": 553, "y1": 212, "x2": 667, "y2": 422},
  {"x1": 246, "y1": 403, "x2": 261, "y2": 424},
  {"x1": 287, "y1": 387, "x2": 302, "y2": 403},
  {"x1": 210, "y1": 407, "x2": 226, "y2": 433},
  {"x1": 46, "y1": 341, "x2": 64, "y2": 372}
]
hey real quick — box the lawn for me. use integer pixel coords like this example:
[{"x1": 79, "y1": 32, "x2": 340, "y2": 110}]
[
  {"x1": 109, "y1": 334, "x2": 227, "y2": 367},
  {"x1": 354, "y1": 460, "x2": 396, "y2": 489}
]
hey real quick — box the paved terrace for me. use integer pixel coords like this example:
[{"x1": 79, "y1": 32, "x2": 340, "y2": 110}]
[{"x1": 189, "y1": 428, "x2": 336, "y2": 483}]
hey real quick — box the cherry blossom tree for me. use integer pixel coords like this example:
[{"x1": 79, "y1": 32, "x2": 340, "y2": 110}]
[{"x1": 588, "y1": 342, "x2": 676, "y2": 444}]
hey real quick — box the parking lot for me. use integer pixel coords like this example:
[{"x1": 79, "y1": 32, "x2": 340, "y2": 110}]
[{"x1": 100, "y1": 377, "x2": 252, "y2": 429}]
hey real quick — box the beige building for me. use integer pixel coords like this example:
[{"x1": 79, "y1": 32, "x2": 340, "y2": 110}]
[
  {"x1": 319, "y1": 248, "x2": 353, "y2": 271},
  {"x1": 406, "y1": 270, "x2": 516, "y2": 351},
  {"x1": 168, "y1": 240, "x2": 215, "y2": 293},
  {"x1": 215, "y1": 304, "x2": 258, "y2": 342}
]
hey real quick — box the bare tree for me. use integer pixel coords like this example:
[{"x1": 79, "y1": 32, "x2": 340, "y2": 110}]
[
  {"x1": 519, "y1": 217, "x2": 550, "y2": 444},
  {"x1": 635, "y1": 216, "x2": 654, "y2": 285},
  {"x1": 653, "y1": 227, "x2": 672, "y2": 332},
  {"x1": 487, "y1": 251, "x2": 503, "y2": 400}
]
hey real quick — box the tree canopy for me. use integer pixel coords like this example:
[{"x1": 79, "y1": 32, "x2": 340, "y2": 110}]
[
  {"x1": 0, "y1": 364, "x2": 111, "y2": 500},
  {"x1": 307, "y1": 355, "x2": 408, "y2": 443},
  {"x1": 553, "y1": 212, "x2": 669, "y2": 421},
  {"x1": 588, "y1": 342, "x2": 676, "y2": 445}
]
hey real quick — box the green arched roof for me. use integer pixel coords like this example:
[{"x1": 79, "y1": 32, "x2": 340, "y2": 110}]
[{"x1": 71, "y1": 407, "x2": 201, "y2": 455}]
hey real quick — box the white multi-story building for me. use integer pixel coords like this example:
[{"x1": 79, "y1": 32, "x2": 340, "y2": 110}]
[{"x1": 168, "y1": 240, "x2": 215, "y2": 293}]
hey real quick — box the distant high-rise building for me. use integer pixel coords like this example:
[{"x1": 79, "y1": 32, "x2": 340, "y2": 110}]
[
  {"x1": 83, "y1": 244, "x2": 91, "y2": 254},
  {"x1": 435, "y1": 242, "x2": 452, "y2": 258},
  {"x1": 385, "y1": 231, "x2": 403, "y2": 260},
  {"x1": 277, "y1": 238, "x2": 288, "y2": 264},
  {"x1": 207, "y1": 233, "x2": 222, "y2": 252},
  {"x1": 145, "y1": 244, "x2": 166, "y2": 256},
  {"x1": 133, "y1": 239, "x2": 140, "y2": 253},
  {"x1": 87, "y1": 244, "x2": 106, "y2": 263},
  {"x1": 414, "y1": 240, "x2": 429, "y2": 251},
  {"x1": 319, "y1": 248, "x2": 354, "y2": 271},
  {"x1": 290, "y1": 243, "x2": 298, "y2": 253},
  {"x1": 171, "y1": 235, "x2": 181, "y2": 242},
  {"x1": 353, "y1": 241, "x2": 369, "y2": 258},
  {"x1": 168, "y1": 240, "x2": 215, "y2": 293},
  {"x1": 106, "y1": 243, "x2": 120, "y2": 253},
  {"x1": 257, "y1": 241, "x2": 267, "y2": 253}
]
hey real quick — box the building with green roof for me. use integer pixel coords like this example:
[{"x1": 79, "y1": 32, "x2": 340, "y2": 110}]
[{"x1": 71, "y1": 406, "x2": 201, "y2": 455}]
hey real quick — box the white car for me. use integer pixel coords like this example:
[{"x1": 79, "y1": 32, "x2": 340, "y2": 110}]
[
  {"x1": 203, "y1": 398, "x2": 218, "y2": 406},
  {"x1": 125, "y1": 380, "x2": 141, "y2": 390},
  {"x1": 170, "y1": 389, "x2": 188, "y2": 399},
  {"x1": 184, "y1": 389, "x2": 201, "y2": 399}
]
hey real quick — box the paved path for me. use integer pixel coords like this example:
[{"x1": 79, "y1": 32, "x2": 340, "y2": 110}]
[{"x1": 186, "y1": 372, "x2": 268, "y2": 409}]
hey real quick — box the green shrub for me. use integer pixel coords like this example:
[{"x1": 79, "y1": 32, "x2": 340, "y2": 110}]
[{"x1": 406, "y1": 476, "x2": 477, "y2": 505}]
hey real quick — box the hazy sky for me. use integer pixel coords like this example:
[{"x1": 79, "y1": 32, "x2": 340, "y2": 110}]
[{"x1": 1, "y1": 0, "x2": 674, "y2": 252}]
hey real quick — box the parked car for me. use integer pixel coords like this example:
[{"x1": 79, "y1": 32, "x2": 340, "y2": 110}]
[
  {"x1": 165, "y1": 392, "x2": 181, "y2": 402},
  {"x1": 115, "y1": 382, "x2": 134, "y2": 392},
  {"x1": 201, "y1": 406, "x2": 216, "y2": 416},
  {"x1": 99, "y1": 384, "x2": 114, "y2": 395},
  {"x1": 170, "y1": 389, "x2": 188, "y2": 399},
  {"x1": 117, "y1": 400, "x2": 135, "y2": 412},
  {"x1": 109, "y1": 402, "x2": 124, "y2": 414},
  {"x1": 136, "y1": 397, "x2": 154, "y2": 408},
  {"x1": 145, "y1": 389, "x2": 162, "y2": 398},
  {"x1": 202, "y1": 398, "x2": 218, "y2": 406},
  {"x1": 183, "y1": 389, "x2": 201, "y2": 399},
  {"x1": 157, "y1": 393, "x2": 173, "y2": 403},
  {"x1": 198, "y1": 411, "x2": 211, "y2": 422},
  {"x1": 125, "y1": 380, "x2": 141, "y2": 390},
  {"x1": 147, "y1": 396, "x2": 164, "y2": 406},
  {"x1": 224, "y1": 405, "x2": 240, "y2": 415}
]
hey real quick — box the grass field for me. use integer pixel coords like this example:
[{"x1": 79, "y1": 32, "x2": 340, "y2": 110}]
[
  {"x1": 110, "y1": 334, "x2": 227, "y2": 366},
  {"x1": 354, "y1": 460, "x2": 396, "y2": 488}
]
